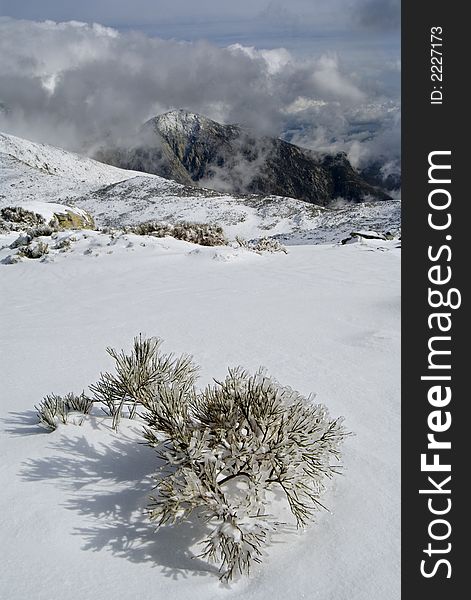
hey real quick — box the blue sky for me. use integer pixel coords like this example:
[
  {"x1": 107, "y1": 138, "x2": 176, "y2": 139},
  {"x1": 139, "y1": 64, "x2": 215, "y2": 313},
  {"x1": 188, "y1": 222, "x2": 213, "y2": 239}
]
[{"x1": 0, "y1": 1, "x2": 400, "y2": 47}]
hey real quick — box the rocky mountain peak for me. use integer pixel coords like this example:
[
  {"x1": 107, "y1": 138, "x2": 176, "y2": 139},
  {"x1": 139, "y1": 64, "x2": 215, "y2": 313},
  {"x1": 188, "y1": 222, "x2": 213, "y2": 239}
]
[
  {"x1": 97, "y1": 111, "x2": 391, "y2": 205},
  {"x1": 152, "y1": 109, "x2": 210, "y2": 136}
]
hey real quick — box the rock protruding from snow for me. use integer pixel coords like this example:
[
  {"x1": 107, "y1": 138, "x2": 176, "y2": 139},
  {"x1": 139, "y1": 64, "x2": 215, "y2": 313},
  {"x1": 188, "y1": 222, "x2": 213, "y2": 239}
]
[{"x1": 0, "y1": 202, "x2": 95, "y2": 232}]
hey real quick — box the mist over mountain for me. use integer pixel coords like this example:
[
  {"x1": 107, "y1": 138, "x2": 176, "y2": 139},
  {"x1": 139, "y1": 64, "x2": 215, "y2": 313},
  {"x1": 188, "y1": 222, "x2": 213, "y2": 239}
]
[
  {"x1": 0, "y1": 18, "x2": 400, "y2": 190},
  {"x1": 96, "y1": 110, "x2": 390, "y2": 205}
]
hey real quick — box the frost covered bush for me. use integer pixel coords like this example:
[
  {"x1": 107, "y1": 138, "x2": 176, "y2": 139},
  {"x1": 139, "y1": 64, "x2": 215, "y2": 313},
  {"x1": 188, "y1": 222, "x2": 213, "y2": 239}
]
[
  {"x1": 26, "y1": 224, "x2": 57, "y2": 238},
  {"x1": 90, "y1": 335, "x2": 198, "y2": 430},
  {"x1": 18, "y1": 241, "x2": 49, "y2": 259},
  {"x1": 53, "y1": 237, "x2": 72, "y2": 251},
  {"x1": 37, "y1": 335, "x2": 347, "y2": 581},
  {"x1": 0, "y1": 206, "x2": 45, "y2": 228},
  {"x1": 254, "y1": 237, "x2": 288, "y2": 254},
  {"x1": 142, "y1": 365, "x2": 346, "y2": 580},
  {"x1": 35, "y1": 392, "x2": 92, "y2": 430},
  {"x1": 36, "y1": 394, "x2": 69, "y2": 430},
  {"x1": 236, "y1": 236, "x2": 288, "y2": 254},
  {"x1": 63, "y1": 392, "x2": 94, "y2": 414},
  {"x1": 125, "y1": 220, "x2": 227, "y2": 246},
  {"x1": 0, "y1": 218, "x2": 12, "y2": 234}
]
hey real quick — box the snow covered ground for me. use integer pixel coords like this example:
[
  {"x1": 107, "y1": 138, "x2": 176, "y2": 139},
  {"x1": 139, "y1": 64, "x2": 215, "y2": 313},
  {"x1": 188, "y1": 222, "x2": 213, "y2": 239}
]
[
  {"x1": 1, "y1": 130, "x2": 325, "y2": 240},
  {"x1": 0, "y1": 131, "x2": 151, "y2": 188},
  {"x1": 1, "y1": 131, "x2": 400, "y2": 243},
  {"x1": 0, "y1": 230, "x2": 400, "y2": 599},
  {"x1": 0, "y1": 128, "x2": 400, "y2": 598}
]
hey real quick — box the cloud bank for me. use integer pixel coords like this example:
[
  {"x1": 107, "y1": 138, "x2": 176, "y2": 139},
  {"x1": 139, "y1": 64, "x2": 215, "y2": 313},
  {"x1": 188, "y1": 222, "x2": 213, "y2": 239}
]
[{"x1": 0, "y1": 17, "x2": 400, "y2": 170}]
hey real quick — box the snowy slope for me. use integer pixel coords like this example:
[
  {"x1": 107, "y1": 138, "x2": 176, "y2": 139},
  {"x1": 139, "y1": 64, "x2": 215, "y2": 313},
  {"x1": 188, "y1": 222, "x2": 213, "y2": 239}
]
[
  {"x1": 0, "y1": 130, "x2": 400, "y2": 599},
  {"x1": 73, "y1": 176, "x2": 400, "y2": 242},
  {"x1": 73, "y1": 175, "x2": 328, "y2": 239},
  {"x1": 0, "y1": 234, "x2": 400, "y2": 600},
  {"x1": 1, "y1": 131, "x2": 400, "y2": 242},
  {"x1": 0, "y1": 131, "x2": 151, "y2": 185},
  {"x1": 277, "y1": 200, "x2": 401, "y2": 245},
  {"x1": 0, "y1": 131, "x2": 158, "y2": 206}
]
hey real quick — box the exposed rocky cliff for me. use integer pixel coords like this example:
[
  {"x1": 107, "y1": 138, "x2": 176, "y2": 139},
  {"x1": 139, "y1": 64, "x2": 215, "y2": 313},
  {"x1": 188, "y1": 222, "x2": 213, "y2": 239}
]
[{"x1": 97, "y1": 110, "x2": 391, "y2": 206}]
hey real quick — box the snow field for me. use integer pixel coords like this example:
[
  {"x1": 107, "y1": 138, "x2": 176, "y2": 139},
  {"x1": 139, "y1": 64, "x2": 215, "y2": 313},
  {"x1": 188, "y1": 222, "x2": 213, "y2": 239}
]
[{"x1": 0, "y1": 237, "x2": 400, "y2": 600}]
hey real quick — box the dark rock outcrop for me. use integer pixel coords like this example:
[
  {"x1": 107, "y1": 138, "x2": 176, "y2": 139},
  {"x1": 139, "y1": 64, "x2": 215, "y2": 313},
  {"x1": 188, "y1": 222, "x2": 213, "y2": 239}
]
[{"x1": 97, "y1": 110, "x2": 391, "y2": 206}]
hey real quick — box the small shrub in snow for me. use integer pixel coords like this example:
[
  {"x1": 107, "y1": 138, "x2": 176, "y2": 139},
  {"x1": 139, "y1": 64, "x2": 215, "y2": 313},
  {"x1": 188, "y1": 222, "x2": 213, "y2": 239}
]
[
  {"x1": 35, "y1": 394, "x2": 69, "y2": 430},
  {"x1": 236, "y1": 236, "x2": 287, "y2": 254},
  {"x1": 35, "y1": 392, "x2": 93, "y2": 430},
  {"x1": 254, "y1": 237, "x2": 287, "y2": 254},
  {"x1": 0, "y1": 218, "x2": 12, "y2": 234},
  {"x1": 126, "y1": 220, "x2": 227, "y2": 246},
  {"x1": 99, "y1": 226, "x2": 118, "y2": 236},
  {"x1": 90, "y1": 335, "x2": 198, "y2": 430},
  {"x1": 54, "y1": 238, "x2": 72, "y2": 251},
  {"x1": 63, "y1": 392, "x2": 94, "y2": 414},
  {"x1": 143, "y1": 365, "x2": 346, "y2": 580},
  {"x1": 0, "y1": 206, "x2": 45, "y2": 228},
  {"x1": 39, "y1": 336, "x2": 347, "y2": 581},
  {"x1": 18, "y1": 241, "x2": 49, "y2": 259},
  {"x1": 26, "y1": 224, "x2": 57, "y2": 238}
]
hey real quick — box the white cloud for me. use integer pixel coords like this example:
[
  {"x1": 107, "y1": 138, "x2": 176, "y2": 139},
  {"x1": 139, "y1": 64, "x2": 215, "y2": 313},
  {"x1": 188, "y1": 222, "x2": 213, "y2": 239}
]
[
  {"x1": 0, "y1": 17, "x2": 400, "y2": 167},
  {"x1": 310, "y1": 54, "x2": 366, "y2": 102},
  {"x1": 228, "y1": 44, "x2": 293, "y2": 75}
]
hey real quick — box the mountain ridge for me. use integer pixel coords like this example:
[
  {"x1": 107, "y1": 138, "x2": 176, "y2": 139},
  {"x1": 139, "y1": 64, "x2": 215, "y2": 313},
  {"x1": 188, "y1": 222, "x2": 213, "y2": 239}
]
[
  {"x1": 0, "y1": 129, "x2": 400, "y2": 243},
  {"x1": 96, "y1": 109, "x2": 391, "y2": 206}
]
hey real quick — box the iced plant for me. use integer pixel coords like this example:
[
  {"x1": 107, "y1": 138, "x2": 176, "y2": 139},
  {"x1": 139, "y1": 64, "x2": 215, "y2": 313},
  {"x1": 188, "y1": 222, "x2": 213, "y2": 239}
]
[
  {"x1": 35, "y1": 394, "x2": 69, "y2": 430},
  {"x1": 0, "y1": 206, "x2": 45, "y2": 229},
  {"x1": 35, "y1": 392, "x2": 93, "y2": 430},
  {"x1": 125, "y1": 220, "x2": 227, "y2": 246},
  {"x1": 35, "y1": 336, "x2": 347, "y2": 580},
  {"x1": 63, "y1": 392, "x2": 94, "y2": 414},
  {"x1": 253, "y1": 237, "x2": 288, "y2": 254},
  {"x1": 90, "y1": 335, "x2": 199, "y2": 429},
  {"x1": 143, "y1": 365, "x2": 347, "y2": 581},
  {"x1": 236, "y1": 236, "x2": 287, "y2": 254},
  {"x1": 18, "y1": 241, "x2": 49, "y2": 259},
  {"x1": 53, "y1": 238, "x2": 72, "y2": 252},
  {"x1": 25, "y1": 224, "x2": 57, "y2": 238}
]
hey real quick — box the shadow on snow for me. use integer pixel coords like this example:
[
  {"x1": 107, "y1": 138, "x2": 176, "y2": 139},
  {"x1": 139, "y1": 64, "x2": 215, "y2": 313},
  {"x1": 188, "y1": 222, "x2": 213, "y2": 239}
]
[{"x1": 18, "y1": 427, "x2": 220, "y2": 580}]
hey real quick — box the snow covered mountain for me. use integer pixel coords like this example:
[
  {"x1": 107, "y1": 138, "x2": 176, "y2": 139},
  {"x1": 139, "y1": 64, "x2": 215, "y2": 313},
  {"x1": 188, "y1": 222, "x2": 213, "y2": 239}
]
[
  {"x1": 0, "y1": 127, "x2": 400, "y2": 600},
  {"x1": 0, "y1": 131, "x2": 400, "y2": 243},
  {"x1": 0, "y1": 131, "x2": 154, "y2": 207},
  {"x1": 0, "y1": 131, "x2": 149, "y2": 186},
  {"x1": 96, "y1": 109, "x2": 392, "y2": 205}
]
